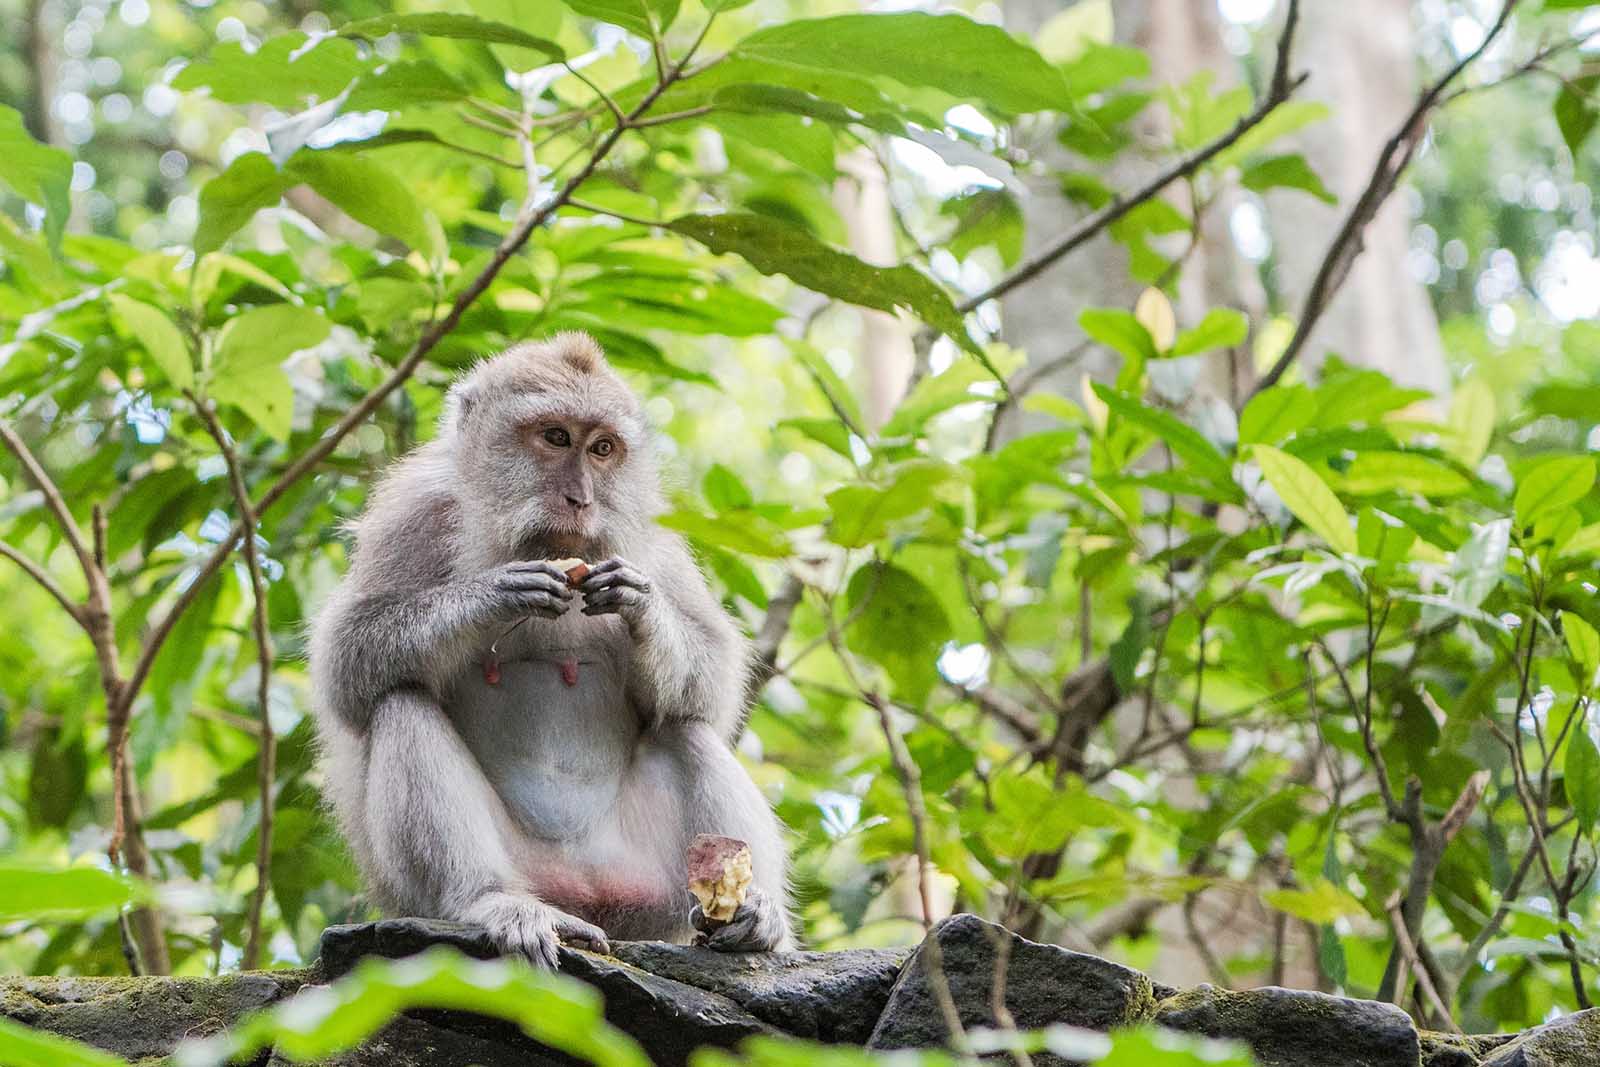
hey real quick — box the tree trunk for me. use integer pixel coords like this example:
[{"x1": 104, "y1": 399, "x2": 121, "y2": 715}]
[{"x1": 1266, "y1": 0, "x2": 1450, "y2": 397}]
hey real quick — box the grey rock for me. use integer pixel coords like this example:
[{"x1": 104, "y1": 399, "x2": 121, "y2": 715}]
[
  {"x1": 320, "y1": 918, "x2": 773, "y2": 1067},
  {"x1": 1155, "y1": 984, "x2": 1421, "y2": 1067},
  {"x1": 1421, "y1": 1031, "x2": 1480, "y2": 1067},
  {"x1": 1480, "y1": 1008, "x2": 1600, "y2": 1066},
  {"x1": 867, "y1": 913, "x2": 1155, "y2": 1063},
  {"x1": 266, "y1": 1014, "x2": 571, "y2": 1067},
  {"x1": 0, "y1": 970, "x2": 309, "y2": 1060},
  {"x1": 613, "y1": 941, "x2": 909, "y2": 1043}
]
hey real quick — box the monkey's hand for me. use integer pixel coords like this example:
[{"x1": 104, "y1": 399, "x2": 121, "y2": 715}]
[
  {"x1": 578, "y1": 558, "x2": 652, "y2": 626},
  {"x1": 481, "y1": 560, "x2": 575, "y2": 622},
  {"x1": 690, "y1": 887, "x2": 786, "y2": 953},
  {"x1": 460, "y1": 890, "x2": 610, "y2": 969}
]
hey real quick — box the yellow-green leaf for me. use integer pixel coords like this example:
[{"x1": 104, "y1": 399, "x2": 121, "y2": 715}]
[
  {"x1": 1515, "y1": 455, "x2": 1595, "y2": 528},
  {"x1": 1254, "y1": 444, "x2": 1357, "y2": 554},
  {"x1": 1264, "y1": 879, "x2": 1366, "y2": 924},
  {"x1": 108, "y1": 294, "x2": 194, "y2": 390},
  {"x1": 1445, "y1": 378, "x2": 1495, "y2": 467}
]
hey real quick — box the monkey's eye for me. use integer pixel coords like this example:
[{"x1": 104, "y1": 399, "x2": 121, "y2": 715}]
[
  {"x1": 590, "y1": 438, "x2": 615, "y2": 458},
  {"x1": 543, "y1": 427, "x2": 571, "y2": 447}
]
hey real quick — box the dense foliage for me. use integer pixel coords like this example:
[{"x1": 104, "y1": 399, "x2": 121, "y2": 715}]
[{"x1": 5, "y1": 0, "x2": 1600, "y2": 1062}]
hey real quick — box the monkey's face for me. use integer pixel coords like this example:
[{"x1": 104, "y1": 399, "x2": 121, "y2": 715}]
[
  {"x1": 517, "y1": 417, "x2": 627, "y2": 543},
  {"x1": 450, "y1": 334, "x2": 656, "y2": 557}
]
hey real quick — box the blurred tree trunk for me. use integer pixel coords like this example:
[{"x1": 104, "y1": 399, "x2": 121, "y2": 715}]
[
  {"x1": 1266, "y1": 0, "x2": 1450, "y2": 397},
  {"x1": 999, "y1": 0, "x2": 1310, "y2": 990},
  {"x1": 834, "y1": 149, "x2": 916, "y2": 430},
  {"x1": 22, "y1": 0, "x2": 66, "y2": 147},
  {"x1": 997, "y1": 0, "x2": 1262, "y2": 441}
]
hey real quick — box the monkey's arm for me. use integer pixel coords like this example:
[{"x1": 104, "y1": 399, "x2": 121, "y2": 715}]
[
  {"x1": 581, "y1": 539, "x2": 749, "y2": 738},
  {"x1": 310, "y1": 495, "x2": 575, "y2": 732}
]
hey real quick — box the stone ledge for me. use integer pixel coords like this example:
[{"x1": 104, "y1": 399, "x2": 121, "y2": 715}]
[{"x1": 4, "y1": 915, "x2": 1598, "y2": 1067}]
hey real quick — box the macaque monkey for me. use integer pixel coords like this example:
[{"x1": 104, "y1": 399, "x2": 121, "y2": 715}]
[{"x1": 309, "y1": 333, "x2": 791, "y2": 965}]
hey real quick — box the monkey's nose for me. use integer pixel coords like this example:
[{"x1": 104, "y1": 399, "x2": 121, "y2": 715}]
[{"x1": 565, "y1": 494, "x2": 591, "y2": 510}]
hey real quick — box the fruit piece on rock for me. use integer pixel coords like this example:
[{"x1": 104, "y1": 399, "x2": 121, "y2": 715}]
[{"x1": 687, "y1": 834, "x2": 752, "y2": 923}]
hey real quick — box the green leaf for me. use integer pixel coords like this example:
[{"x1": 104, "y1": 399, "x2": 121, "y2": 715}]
[
  {"x1": 0, "y1": 105, "x2": 73, "y2": 252},
  {"x1": 825, "y1": 462, "x2": 962, "y2": 548},
  {"x1": 194, "y1": 948, "x2": 649, "y2": 1067},
  {"x1": 734, "y1": 13, "x2": 1069, "y2": 115},
  {"x1": 704, "y1": 464, "x2": 754, "y2": 512},
  {"x1": 286, "y1": 150, "x2": 436, "y2": 256},
  {"x1": 558, "y1": 0, "x2": 678, "y2": 38},
  {"x1": 1170, "y1": 308, "x2": 1249, "y2": 357},
  {"x1": 0, "y1": 1017, "x2": 129, "y2": 1067},
  {"x1": 779, "y1": 417, "x2": 854, "y2": 459},
  {"x1": 844, "y1": 562, "x2": 952, "y2": 704},
  {"x1": 656, "y1": 509, "x2": 790, "y2": 557},
  {"x1": 1263, "y1": 879, "x2": 1366, "y2": 923},
  {"x1": 210, "y1": 304, "x2": 331, "y2": 440},
  {"x1": 1568, "y1": 710, "x2": 1600, "y2": 836},
  {"x1": 0, "y1": 864, "x2": 146, "y2": 920},
  {"x1": 107, "y1": 294, "x2": 194, "y2": 391},
  {"x1": 1079, "y1": 308, "x2": 1157, "y2": 365},
  {"x1": 1564, "y1": 612, "x2": 1600, "y2": 687},
  {"x1": 1445, "y1": 378, "x2": 1495, "y2": 467},
  {"x1": 1341, "y1": 452, "x2": 1471, "y2": 497},
  {"x1": 667, "y1": 213, "x2": 976, "y2": 355},
  {"x1": 1092, "y1": 385, "x2": 1235, "y2": 486},
  {"x1": 1239, "y1": 153, "x2": 1336, "y2": 204},
  {"x1": 1239, "y1": 384, "x2": 1314, "y2": 446},
  {"x1": 1555, "y1": 75, "x2": 1600, "y2": 157},
  {"x1": 345, "y1": 60, "x2": 471, "y2": 111},
  {"x1": 1514, "y1": 455, "x2": 1596, "y2": 528},
  {"x1": 1450, "y1": 519, "x2": 1511, "y2": 611},
  {"x1": 1254, "y1": 444, "x2": 1357, "y2": 554},
  {"x1": 173, "y1": 34, "x2": 365, "y2": 108},
  {"x1": 340, "y1": 13, "x2": 565, "y2": 59},
  {"x1": 194, "y1": 153, "x2": 288, "y2": 258}
]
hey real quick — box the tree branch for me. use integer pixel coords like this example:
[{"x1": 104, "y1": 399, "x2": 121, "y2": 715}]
[
  {"x1": 0, "y1": 538, "x2": 84, "y2": 625},
  {"x1": 1252, "y1": 0, "x2": 1522, "y2": 395},
  {"x1": 0, "y1": 420, "x2": 98, "y2": 590},
  {"x1": 191, "y1": 397, "x2": 276, "y2": 971},
  {"x1": 956, "y1": 0, "x2": 1304, "y2": 315}
]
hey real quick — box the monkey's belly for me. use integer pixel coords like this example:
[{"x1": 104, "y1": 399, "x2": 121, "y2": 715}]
[{"x1": 447, "y1": 658, "x2": 639, "y2": 842}]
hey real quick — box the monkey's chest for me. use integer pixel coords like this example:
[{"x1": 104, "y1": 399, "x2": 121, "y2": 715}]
[{"x1": 447, "y1": 657, "x2": 640, "y2": 842}]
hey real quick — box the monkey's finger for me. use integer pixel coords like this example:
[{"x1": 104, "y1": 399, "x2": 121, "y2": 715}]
[
  {"x1": 583, "y1": 557, "x2": 637, "y2": 579},
  {"x1": 581, "y1": 569, "x2": 651, "y2": 594},
  {"x1": 554, "y1": 918, "x2": 610, "y2": 955},
  {"x1": 496, "y1": 571, "x2": 574, "y2": 597},
  {"x1": 581, "y1": 588, "x2": 645, "y2": 616},
  {"x1": 504, "y1": 559, "x2": 573, "y2": 581},
  {"x1": 511, "y1": 590, "x2": 572, "y2": 617}
]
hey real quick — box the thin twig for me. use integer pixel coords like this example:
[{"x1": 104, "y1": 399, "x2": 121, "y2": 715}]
[
  {"x1": 1385, "y1": 889, "x2": 1461, "y2": 1032},
  {"x1": 191, "y1": 396, "x2": 276, "y2": 971},
  {"x1": 0, "y1": 538, "x2": 84, "y2": 624},
  {"x1": 954, "y1": 1, "x2": 1304, "y2": 315},
  {"x1": 1252, "y1": 0, "x2": 1522, "y2": 395}
]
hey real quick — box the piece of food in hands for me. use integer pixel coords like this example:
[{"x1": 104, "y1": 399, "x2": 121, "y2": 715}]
[
  {"x1": 687, "y1": 834, "x2": 753, "y2": 923},
  {"x1": 549, "y1": 557, "x2": 590, "y2": 586}
]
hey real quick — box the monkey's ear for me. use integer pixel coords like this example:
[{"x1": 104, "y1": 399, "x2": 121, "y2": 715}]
[{"x1": 447, "y1": 381, "x2": 478, "y2": 431}]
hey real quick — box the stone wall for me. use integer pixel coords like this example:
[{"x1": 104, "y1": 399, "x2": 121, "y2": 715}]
[{"x1": 3, "y1": 914, "x2": 1595, "y2": 1066}]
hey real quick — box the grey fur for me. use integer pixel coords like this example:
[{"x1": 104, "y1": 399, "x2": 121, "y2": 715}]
[{"x1": 309, "y1": 334, "x2": 793, "y2": 964}]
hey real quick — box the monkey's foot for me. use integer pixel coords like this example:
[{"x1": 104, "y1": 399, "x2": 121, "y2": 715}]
[
  {"x1": 460, "y1": 891, "x2": 610, "y2": 968},
  {"x1": 690, "y1": 887, "x2": 786, "y2": 953}
]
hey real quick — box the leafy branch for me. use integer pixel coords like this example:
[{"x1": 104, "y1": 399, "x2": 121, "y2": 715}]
[{"x1": 1253, "y1": 0, "x2": 1523, "y2": 395}]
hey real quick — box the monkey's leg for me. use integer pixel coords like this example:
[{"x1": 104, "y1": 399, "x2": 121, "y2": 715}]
[
  {"x1": 673, "y1": 725, "x2": 794, "y2": 952},
  {"x1": 363, "y1": 690, "x2": 609, "y2": 966}
]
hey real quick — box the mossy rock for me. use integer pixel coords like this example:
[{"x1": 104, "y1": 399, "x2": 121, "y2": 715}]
[
  {"x1": 0, "y1": 970, "x2": 309, "y2": 1061},
  {"x1": 1155, "y1": 983, "x2": 1421, "y2": 1067},
  {"x1": 1480, "y1": 1008, "x2": 1600, "y2": 1066}
]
